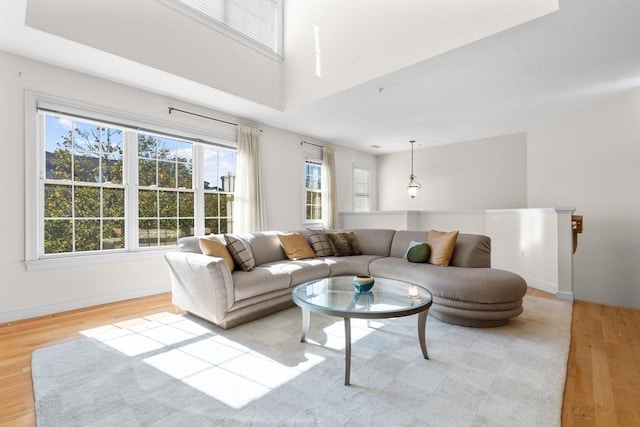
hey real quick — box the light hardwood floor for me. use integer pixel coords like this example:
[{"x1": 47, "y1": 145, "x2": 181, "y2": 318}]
[{"x1": 1, "y1": 291, "x2": 638, "y2": 426}]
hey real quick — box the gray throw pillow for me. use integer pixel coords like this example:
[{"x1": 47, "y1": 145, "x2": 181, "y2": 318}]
[{"x1": 224, "y1": 234, "x2": 256, "y2": 271}]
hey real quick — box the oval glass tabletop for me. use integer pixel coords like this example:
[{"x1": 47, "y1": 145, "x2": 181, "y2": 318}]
[{"x1": 292, "y1": 276, "x2": 432, "y2": 319}]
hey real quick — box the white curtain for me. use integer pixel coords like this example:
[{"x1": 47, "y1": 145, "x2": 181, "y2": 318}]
[
  {"x1": 322, "y1": 147, "x2": 337, "y2": 229},
  {"x1": 233, "y1": 126, "x2": 266, "y2": 233}
]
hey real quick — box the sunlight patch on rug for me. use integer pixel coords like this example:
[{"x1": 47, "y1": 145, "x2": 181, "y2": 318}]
[{"x1": 79, "y1": 312, "x2": 336, "y2": 409}]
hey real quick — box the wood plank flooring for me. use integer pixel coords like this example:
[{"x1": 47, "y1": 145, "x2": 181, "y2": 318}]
[{"x1": 1, "y1": 290, "x2": 638, "y2": 426}]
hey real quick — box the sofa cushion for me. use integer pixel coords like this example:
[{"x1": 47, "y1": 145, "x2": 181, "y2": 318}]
[
  {"x1": 350, "y1": 229, "x2": 396, "y2": 256},
  {"x1": 261, "y1": 259, "x2": 331, "y2": 286},
  {"x1": 199, "y1": 236, "x2": 235, "y2": 271},
  {"x1": 232, "y1": 267, "x2": 291, "y2": 302},
  {"x1": 390, "y1": 230, "x2": 430, "y2": 258},
  {"x1": 225, "y1": 234, "x2": 256, "y2": 271},
  {"x1": 326, "y1": 231, "x2": 363, "y2": 256},
  {"x1": 277, "y1": 232, "x2": 316, "y2": 260},
  {"x1": 176, "y1": 236, "x2": 203, "y2": 254},
  {"x1": 428, "y1": 230, "x2": 459, "y2": 266},
  {"x1": 449, "y1": 233, "x2": 491, "y2": 268},
  {"x1": 369, "y1": 257, "x2": 527, "y2": 304},
  {"x1": 324, "y1": 255, "x2": 383, "y2": 276},
  {"x1": 306, "y1": 228, "x2": 334, "y2": 257},
  {"x1": 241, "y1": 232, "x2": 287, "y2": 265}
]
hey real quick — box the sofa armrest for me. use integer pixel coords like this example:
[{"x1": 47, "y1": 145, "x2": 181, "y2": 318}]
[{"x1": 164, "y1": 251, "x2": 234, "y2": 325}]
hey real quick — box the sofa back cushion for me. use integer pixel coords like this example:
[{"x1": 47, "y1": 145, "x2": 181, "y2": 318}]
[
  {"x1": 349, "y1": 229, "x2": 396, "y2": 256},
  {"x1": 390, "y1": 230, "x2": 491, "y2": 268},
  {"x1": 449, "y1": 233, "x2": 491, "y2": 268},
  {"x1": 241, "y1": 231, "x2": 287, "y2": 265},
  {"x1": 390, "y1": 231, "x2": 429, "y2": 258},
  {"x1": 176, "y1": 236, "x2": 204, "y2": 253}
]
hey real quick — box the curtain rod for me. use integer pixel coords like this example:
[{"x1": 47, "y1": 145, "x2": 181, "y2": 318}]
[
  {"x1": 301, "y1": 140, "x2": 324, "y2": 148},
  {"x1": 168, "y1": 107, "x2": 262, "y2": 132}
]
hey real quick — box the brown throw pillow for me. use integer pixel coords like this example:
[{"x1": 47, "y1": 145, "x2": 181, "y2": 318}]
[
  {"x1": 326, "y1": 231, "x2": 363, "y2": 257},
  {"x1": 278, "y1": 232, "x2": 316, "y2": 260},
  {"x1": 199, "y1": 236, "x2": 235, "y2": 272},
  {"x1": 307, "y1": 228, "x2": 334, "y2": 257},
  {"x1": 427, "y1": 230, "x2": 459, "y2": 266}
]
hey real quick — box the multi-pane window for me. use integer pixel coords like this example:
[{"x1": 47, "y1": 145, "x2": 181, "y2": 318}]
[
  {"x1": 203, "y1": 145, "x2": 236, "y2": 234},
  {"x1": 353, "y1": 167, "x2": 371, "y2": 212},
  {"x1": 44, "y1": 116, "x2": 125, "y2": 254},
  {"x1": 305, "y1": 160, "x2": 322, "y2": 222},
  {"x1": 38, "y1": 110, "x2": 236, "y2": 258},
  {"x1": 137, "y1": 134, "x2": 194, "y2": 247}
]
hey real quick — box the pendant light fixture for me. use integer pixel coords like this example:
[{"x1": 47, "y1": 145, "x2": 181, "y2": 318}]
[{"x1": 407, "y1": 140, "x2": 421, "y2": 198}]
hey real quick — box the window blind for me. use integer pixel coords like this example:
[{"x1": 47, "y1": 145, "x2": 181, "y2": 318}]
[{"x1": 176, "y1": 0, "x2": 281, "y2": 55}]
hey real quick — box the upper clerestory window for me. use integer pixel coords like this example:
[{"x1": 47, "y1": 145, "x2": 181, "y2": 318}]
[{"x1": 159, "y1": 0, "x2": 283, "y2": 59}]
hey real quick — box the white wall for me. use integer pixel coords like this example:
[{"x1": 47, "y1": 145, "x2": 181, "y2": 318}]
[
  {"x1": 377, "y1": 133, "x2": 528, "y2": 211},
  {"x1": 282, "y1": 0, "x2": 557, "y2": 108},
  {"x1": 527, "y1": 88, "x2": 640, "y2": 309},
  {"x1": 25, "y1": 0, "x2": 282, "y2": 109},
  {"x1": 0, "y1": 52, "x2": 375, "y2": 322}
]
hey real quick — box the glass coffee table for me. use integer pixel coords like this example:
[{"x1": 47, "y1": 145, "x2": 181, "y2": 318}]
[{"x1": 292, "y1": 276, "x2": 433, "y2": 385}]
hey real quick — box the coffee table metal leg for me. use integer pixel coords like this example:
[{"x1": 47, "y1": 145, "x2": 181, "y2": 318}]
[
  {"x1": 344, "y1": 317, "x2": 351, "y2": 385},
  {"x1": 300, "y1": 309, "x2": 310, "y2": 342},
  {"x1": 418, "y1": 310, "x2": 429, "y2": 359}
]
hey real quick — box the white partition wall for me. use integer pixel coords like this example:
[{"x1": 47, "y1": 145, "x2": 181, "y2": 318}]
[{"x1": 339, "y1": 208, "x2": 576, "y2": 299}]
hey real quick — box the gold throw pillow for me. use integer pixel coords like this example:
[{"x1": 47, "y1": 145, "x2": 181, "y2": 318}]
[
  {"x1": 199, "y1": 236, "x2": 235, "y2": 271},
  {"x1": 427, "y1": 230, "x2": 459, "y2": 266},
  {"x1": 278, "y1": 232, "x2": 316, "y2": 260}
]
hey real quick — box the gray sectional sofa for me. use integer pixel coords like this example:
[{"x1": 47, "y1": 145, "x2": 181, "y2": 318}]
[{"x1": 164, "y1": 229, "x2": 527, "y2": 329}]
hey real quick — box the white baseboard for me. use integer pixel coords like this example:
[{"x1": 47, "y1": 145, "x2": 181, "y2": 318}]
[
  {"x1": 524, "y1": 277, "x2": 558, "y2": 295},
  {"x1": 555, "y1": 291, "x2": 575, "y2": 302},
  {"x1": 0, "y1": 285, "x2": 170, "y2": 324}
]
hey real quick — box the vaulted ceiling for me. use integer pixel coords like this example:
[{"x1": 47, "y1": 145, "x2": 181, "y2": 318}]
[{"x1": 1, "y1": 0, "x2": 639, "y2": 154}]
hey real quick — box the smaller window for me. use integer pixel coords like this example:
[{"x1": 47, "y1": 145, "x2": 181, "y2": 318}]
[
  {"x1": 353, "y1": 167, "x2": 371, "y2": 212},
  {"x1": 203, "y1": 145, "x2": 237, "y2": 235},
  {"x1": 305, "y1": 160, "x2": 323, "y2": 222}
]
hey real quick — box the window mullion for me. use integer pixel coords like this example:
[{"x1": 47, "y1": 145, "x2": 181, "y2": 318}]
[
  {"x1": 125, "y1": 131, "x2": 138, "y2": 251},
  {"x1": 193, "y1": 144, "x2": 205, "y2": 236}
]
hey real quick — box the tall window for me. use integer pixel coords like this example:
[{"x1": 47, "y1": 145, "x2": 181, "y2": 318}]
[
  {"x1": 35, "y1": 108, "x2": 236, "y2": 260},
  {"x1": 44, "y1": 116, "x2": 125, "y2": 254},
  {"x1": 305, "y1": 160, "x2": 322, "y2": 222},
  {"x1": 164, "y1": 0, "x2": 283, "y2": 57},
  {"x1": 137, "y1": 134, "x2": 194, "y2": 247},
  {"x1": 353, "y1": 167, "x2": 371, "y2": 212}
]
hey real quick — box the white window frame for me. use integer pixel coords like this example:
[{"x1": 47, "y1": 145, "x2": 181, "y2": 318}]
[
  {"x1": 353, "y1": 166, "x2": 371, "y2": 212},
  {"x1": 157, "y1": 0, "x2": 284, "y2": 60},
  {"x1": 24, "y1": 92, "x2": 236, "y2": 270}
]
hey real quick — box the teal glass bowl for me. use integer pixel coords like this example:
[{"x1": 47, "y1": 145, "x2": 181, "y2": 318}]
[{"x1": 353, "y1": 275, "x2": 375, "y2": 293}]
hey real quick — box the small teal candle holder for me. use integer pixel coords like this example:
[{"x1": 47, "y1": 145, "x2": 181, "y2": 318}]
[{"x1": 353, "y1": 275, "x2": 375, "y2": 293}]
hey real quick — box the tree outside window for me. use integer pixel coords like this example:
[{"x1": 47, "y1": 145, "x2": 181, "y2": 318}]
[
  {"x1": 40, "y1": 111, "x2": 236, "y2": 257},
  {"x1": 44, "y1": 116, "x2": 125, "y2": 254}
]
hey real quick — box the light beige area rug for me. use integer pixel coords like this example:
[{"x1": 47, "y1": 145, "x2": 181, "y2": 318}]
[{"x1": 32, "y1": 296, "x2": 572, "y2": 426}]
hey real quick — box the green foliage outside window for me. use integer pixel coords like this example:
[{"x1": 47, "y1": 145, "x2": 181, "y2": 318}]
[
  {"x1": 44, "y1": 116, "x2": 125, "y2": 254},
  {"x1": 41, "y1": 113, "x2": 235, "y2": 256},
  {"x1": 137, "y1": 134, "x2": 194, "y2": 247}
]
